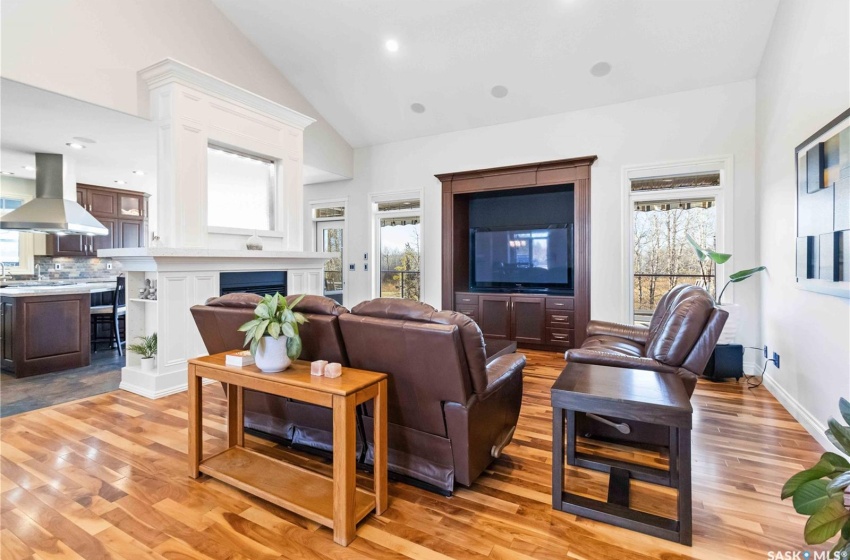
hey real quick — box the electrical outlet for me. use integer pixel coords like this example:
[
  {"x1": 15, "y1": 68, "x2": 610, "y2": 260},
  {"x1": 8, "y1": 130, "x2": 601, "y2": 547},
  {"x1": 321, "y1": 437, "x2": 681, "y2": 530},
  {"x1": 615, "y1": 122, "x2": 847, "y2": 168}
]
[
  {"x1": 348, "y1": 263, "x2": 355, "y2": 271},
  {"x1": 763, "y1": 345, "x2": 768, "y2": 359},
  {"x1": 772, "y1": 352, "x2": 780, "y2": 369},
  {"x1": 106, "y1": 263, "x2": 113, "y2": 270},
  {"x1": 364, "y1": 263, "x2": 369, "y2": 272},
  {"x1": 54, "y1": 263, "x2": 61, "y2": 270},
  {"x1": 363, "y1": 253, "x2": 368, "y2": 260}
]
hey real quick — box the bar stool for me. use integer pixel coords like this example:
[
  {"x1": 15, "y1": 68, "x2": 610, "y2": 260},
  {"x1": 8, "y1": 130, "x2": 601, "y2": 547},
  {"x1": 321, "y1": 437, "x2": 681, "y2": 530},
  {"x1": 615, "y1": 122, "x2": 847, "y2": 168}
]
[{"x1": 91, "y1": 276, "x2": 126, "y2": 355}]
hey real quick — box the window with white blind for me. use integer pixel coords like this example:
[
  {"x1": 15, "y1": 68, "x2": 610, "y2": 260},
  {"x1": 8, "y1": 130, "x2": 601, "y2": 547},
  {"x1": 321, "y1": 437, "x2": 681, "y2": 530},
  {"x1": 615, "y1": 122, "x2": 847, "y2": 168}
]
[{"x1": 207, "y1": 146, "x2": 276, "y2": 231}]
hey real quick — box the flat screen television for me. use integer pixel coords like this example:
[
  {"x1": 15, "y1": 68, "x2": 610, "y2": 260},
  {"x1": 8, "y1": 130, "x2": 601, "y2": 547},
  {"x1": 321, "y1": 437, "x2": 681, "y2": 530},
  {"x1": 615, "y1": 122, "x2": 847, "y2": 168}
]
[{"x1": 470, "y1": 224, "x2": 573, "y2": 293}]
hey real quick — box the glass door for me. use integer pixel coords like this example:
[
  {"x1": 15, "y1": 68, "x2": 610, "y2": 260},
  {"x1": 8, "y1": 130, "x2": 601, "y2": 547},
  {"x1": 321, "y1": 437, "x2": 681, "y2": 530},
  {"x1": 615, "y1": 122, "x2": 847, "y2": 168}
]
[
  {"x1": 379, "y1": 216, "x2": 421, "y2": 300},
  {"x1": 317, "y1": 220, "x2": 344, "y2": 304}
]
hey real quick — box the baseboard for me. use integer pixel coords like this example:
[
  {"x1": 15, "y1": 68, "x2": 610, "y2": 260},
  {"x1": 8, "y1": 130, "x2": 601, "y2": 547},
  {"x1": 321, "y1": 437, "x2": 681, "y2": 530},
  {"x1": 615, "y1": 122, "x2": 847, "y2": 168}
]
[
  {"x1": 120, "y1": 369, "x2": 215, "y2": 399},
  {"x1": 743, "y1": 360, "x2": 758, "y2": 376},
  {"x1": 762, "y1": 374, "x2": 831, "y2": 452}
]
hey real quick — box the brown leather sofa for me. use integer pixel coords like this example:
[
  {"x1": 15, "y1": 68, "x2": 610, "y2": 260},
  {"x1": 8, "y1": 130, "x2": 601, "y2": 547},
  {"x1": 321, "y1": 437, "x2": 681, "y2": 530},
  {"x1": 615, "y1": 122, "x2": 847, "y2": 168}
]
[
  {"x1": 190, "y1": 294, "x2": 525, "y2": 494},
  {"x1": 564, "y1": 284, "x2": 727, "y2": 446}
]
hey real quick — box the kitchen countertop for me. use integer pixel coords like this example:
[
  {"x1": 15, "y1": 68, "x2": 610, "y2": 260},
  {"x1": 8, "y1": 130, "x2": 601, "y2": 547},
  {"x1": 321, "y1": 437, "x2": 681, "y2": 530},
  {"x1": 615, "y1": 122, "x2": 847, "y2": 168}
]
[{"x1": 0, "y1": 279, "x2": 117, "y2": 298}]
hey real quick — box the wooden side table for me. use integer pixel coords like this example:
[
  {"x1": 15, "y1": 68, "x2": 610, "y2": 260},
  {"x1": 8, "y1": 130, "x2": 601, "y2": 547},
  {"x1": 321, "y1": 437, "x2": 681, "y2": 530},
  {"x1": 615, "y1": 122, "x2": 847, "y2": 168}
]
[
  {"x1": 550, "y1": 362, "x2": 693, "y2": 545},
  {"x1": 187, "y1": 352, "x2": 388, "y2": 546}
]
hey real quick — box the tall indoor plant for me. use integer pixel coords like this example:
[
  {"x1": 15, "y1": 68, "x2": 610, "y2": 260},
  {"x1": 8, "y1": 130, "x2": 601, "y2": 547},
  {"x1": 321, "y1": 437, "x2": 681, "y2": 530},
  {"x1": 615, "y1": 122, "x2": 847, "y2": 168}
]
[
  {"x1": 782, "y1": 398, "x2": 850, "y2": 556},
  {"x1": 686, "y1": 233, "x2": 766, "y2": 344},
  {"x1": 238, "y1": 293, "x2": 306, "y2": 373}
]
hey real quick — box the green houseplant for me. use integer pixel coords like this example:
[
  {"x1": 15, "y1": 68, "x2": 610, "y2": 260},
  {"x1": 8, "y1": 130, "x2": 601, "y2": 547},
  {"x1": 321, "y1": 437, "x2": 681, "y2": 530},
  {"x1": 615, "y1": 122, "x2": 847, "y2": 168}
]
[
  {"x1": 685, "y1": 233, "x2": 766, "y2": 344},
  {"x1": 128, "y1": 333, "x2": 157, "y2": 372},
  {"x1": 782, "y1": 398, "x2": 850, "y2": 556},
  {"x1": 238, "y1": 293, "x2": 307, "y2": 373}
]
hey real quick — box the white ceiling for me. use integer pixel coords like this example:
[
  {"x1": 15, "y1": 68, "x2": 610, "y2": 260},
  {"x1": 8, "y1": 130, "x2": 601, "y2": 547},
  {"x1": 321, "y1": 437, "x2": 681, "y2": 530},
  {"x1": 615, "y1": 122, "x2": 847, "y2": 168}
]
[
  {"x1": 213, "y1": 0, "x2": 779, "y2": 148},
  {"x1": 0, "y1": 79, "x2": 156, "y2": 193}
]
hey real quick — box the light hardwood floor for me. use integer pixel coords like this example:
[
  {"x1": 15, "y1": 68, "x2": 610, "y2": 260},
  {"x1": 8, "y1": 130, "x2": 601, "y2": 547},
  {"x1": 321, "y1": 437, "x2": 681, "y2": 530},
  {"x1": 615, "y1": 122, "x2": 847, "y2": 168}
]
[{"x1": 0, "y1": 349, "x2": 826, "y2": 559}]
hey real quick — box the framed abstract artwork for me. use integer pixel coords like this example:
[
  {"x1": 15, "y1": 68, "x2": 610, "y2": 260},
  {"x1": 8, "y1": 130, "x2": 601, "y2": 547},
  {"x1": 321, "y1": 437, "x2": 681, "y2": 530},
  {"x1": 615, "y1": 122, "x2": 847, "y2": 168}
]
[{"x1": 795, "y1": 108, "x2": 850, "y2": 298}]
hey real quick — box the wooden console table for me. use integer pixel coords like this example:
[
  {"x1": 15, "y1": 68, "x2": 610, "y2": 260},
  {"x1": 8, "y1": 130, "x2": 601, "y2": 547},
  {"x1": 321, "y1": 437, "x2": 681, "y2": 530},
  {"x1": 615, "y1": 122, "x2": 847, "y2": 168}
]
[
  {"x1": 550, "y1": 362, "x2": 693, "y2": 545},
  {"x1": 187, "y1": 353, "x2": 388, "y2": 546}
]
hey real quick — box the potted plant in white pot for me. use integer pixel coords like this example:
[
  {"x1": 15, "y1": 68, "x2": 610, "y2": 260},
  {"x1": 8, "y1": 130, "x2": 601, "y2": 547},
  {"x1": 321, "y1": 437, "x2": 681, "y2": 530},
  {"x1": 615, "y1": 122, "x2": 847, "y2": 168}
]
[
  {"x1": 686, "y1": 233, "x2": 766, "y2": 344},
  {"x1": 238, "y1": 293, "x2": 307, "y2": 373},
  {"x1": 128, "y1": 333, "x2": 157, "y2": 372}
]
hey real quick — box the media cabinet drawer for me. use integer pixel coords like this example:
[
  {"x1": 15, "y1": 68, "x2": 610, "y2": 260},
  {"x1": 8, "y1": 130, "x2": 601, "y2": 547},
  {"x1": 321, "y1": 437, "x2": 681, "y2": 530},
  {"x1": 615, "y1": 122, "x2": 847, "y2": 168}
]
[
  {"x1": 546, "y1": 328, "x2": 574, "y2": 348},
  {"x1": 546, "y1": 310, "x2": 574, "y2": 328},
  {"x1": 456, "y1": 306, "x2": 478, "y2": 320},
  {"x1": 546, "y1": 297, "x2": 575, "y2": 310},
  {"x1": 455, "y1": 293, "x2": 479, "y2": 306}
]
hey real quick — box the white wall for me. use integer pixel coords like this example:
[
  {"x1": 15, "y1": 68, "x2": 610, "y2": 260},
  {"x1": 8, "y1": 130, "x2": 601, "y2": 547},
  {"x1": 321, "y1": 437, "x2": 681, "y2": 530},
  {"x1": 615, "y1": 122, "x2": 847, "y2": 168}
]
[
  {"x1": 755, "y1": 0, "x2": 850, "y2": 450},
  {"x1": 305, "y1": 80, "x2": 759, "y2": 346},
  {"x1": 0, "y1": 0, "x2": 353, "y2": 180}
]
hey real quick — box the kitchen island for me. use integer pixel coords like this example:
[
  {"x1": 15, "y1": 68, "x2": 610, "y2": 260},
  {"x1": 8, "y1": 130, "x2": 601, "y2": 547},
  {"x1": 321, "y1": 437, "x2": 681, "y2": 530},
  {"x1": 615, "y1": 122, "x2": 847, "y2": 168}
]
[{"x1": 0, "y1": 279, "x2": 117, "y2": 377}]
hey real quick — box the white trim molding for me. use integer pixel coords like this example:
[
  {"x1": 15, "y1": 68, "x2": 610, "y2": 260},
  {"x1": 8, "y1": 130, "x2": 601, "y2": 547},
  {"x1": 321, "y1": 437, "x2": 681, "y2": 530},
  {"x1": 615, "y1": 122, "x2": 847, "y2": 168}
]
[
  {"x1": 763, "y1": 374, "x2": 831, "y2": 452},
  {"x1": 138, "y1": 58, "x2": 316, "y2": 130}
]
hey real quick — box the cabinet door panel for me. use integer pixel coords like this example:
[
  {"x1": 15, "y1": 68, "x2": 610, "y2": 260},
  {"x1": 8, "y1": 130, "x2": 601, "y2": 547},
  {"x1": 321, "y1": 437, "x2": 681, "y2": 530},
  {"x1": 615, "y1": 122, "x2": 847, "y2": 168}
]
[
  {"x1": 511, "y1": 297, "x2": 545, "y2": 344},
  {"x1": 91, "y1": 219, "x2": 116, "y2": 252},
  {"x1": 118, "y1": 220, "x2": 143, "y2": 248},
  {"x1": 54, "y1": 235, "x2": 86, "y2": 256},
  {"x1": 478, "y1": 296, "x2": 511, "y2": 340},
  {"x1": 118, "y1": 194, "x2": 143, "y2": 219},
  {"x1": 88, "y1": 190, "x2": 118, "y2": 217}
]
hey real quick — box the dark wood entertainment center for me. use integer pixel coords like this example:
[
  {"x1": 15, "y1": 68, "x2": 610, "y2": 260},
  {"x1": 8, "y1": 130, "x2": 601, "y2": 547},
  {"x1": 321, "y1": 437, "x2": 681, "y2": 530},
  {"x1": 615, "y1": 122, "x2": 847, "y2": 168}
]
[{"x1": 437, "y1": 156, "x2": 596, "y2": 351}]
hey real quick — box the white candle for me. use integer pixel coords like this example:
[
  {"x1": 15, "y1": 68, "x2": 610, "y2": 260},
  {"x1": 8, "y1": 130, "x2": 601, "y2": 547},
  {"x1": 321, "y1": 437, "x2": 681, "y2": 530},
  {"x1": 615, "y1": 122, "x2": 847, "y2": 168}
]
[
  {"x1": 324, "y1": 362, "x2": 342, "y2": 378},
  {"x1": 311, "y1": 360, "x2": 328, "y2": 376}
]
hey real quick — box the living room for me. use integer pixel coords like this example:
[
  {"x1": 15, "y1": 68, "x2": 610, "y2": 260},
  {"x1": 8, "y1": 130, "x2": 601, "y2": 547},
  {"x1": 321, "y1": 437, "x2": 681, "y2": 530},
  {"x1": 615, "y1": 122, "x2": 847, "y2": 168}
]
[{"x1": 1, "y1": 1, "x2": 848, "y2": 559}]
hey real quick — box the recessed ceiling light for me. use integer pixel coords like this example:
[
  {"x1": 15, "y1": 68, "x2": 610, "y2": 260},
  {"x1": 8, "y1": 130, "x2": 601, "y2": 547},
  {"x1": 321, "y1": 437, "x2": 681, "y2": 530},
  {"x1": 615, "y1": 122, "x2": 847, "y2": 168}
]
[
  {"x1": 21, "y1": 166, "x2": 35, "y2": 171},
  {"x1": 491, "y1": 85, "x2": 509, "y2": 99},
  {"x1": 590, "y1": 61, "x2": 612, "y2": 77},
  {"x1": 114, "y1": 180, "x2": 127, "y2": 185},
  {"x1": 66, "y1": 142, "x2": 85, "y2": 149},
  {"x1": 385, "y1": 39, "x2": 399, "y2": 52},
  {"x1": 410, "y1": 103, "x2": 426, "y2": 114},
  {"x1": 1, "y1": 171, "x2": 15, "y2": 176},
  {"x1": 132, "y1": 170, "x2": 145, "y2": 176}
]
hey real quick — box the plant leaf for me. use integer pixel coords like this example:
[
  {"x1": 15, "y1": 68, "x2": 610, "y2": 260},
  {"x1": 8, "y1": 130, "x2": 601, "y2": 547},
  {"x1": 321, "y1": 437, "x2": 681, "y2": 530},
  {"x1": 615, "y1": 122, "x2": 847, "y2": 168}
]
[
  {"x1": 832, "y1": 535, "x2": 849, "y2": 557},
  {"x1": 243, "y1": 329, "x2": 254, "y2": 349},
  {"x1": 840, "y1": 398, "x2": 850, "y2": 426},
  {"x1": 827, "y1": 471, "x2": 850, "y2": 496},
  {"x1": 843, "y1": 518, "x2": 850, "y2": 540},
  {"x1": 805, "y1": 499, "x2": 850, "y2": 544},
  {"x1": 729, "y1": 266, "x2": 766, "y2": 282},
  {"x1": 783, "y1": 456, "x2": 843, "y2": 499},
  {"x1": 294, "y1": 312, "x2": 307, "y2": 325},
  {"x1": 286, "y1": 335, "x2": 302, "y2": 360},
  {"x1": 289, "y1": 294, "x2": 306, "y2": 309},
  {"x1": 254, "y1": 320, "x2": 269, "y2": 342},
  {"x1": 250, "y1": 337, "x2": 259, "y2": 356},
  {"x1": 281, "y1": 322, "x2": 296, "y2": 338},
  {"x1": 268, "y1": 321, "x2": 281, "y2": 339},
  {"x1": 794, "y1": 479, "x2": 832, "y2": 515},
  {"x1": 706, "y1": 250, "x2": 732, "y2": 264},
  {"x1": 685, "y1": 233, "x2": 707, "y2": 261},
  {"x1": 237, "y1": 318, "x2": 261, "y2": 332},
  {"x1": 828, "y1": 419, "x2": 850, "y2": 456},
  {"x1": 823, "y1": 452, "x2": 850, "y2": 469},
  {"x1": 254, "y1": 303, "x2": 270, "y2": 319}
]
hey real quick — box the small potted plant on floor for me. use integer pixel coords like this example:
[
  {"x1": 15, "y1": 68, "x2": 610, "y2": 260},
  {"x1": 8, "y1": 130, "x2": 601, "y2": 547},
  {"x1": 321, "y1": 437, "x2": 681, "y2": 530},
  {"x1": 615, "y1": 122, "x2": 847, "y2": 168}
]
[
  {"x1": 238, "y1": 293, "x2": 307, "y2": 373},
  {"x1": 128, "y1": 333, "x2": 157, "y2": 372}
]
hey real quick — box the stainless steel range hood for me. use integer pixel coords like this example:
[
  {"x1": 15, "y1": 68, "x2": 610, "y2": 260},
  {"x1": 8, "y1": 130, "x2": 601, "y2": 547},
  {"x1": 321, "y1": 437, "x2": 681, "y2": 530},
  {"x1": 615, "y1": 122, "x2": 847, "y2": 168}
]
[{"x1": 0, "y1": 153, "x2": 108, "y2": 235}]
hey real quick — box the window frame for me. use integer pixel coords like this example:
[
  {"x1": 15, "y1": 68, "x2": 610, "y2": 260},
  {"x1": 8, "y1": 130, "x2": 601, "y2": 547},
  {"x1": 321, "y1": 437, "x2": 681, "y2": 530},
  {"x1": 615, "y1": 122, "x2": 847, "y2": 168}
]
[
  {"x1": 370, "y1": 190, "x2": 423, "y2": 300},
  {"x1": 309, "y1": 197, "x2": 349, "y2": 304},
  {"x1": 0, "y1": 193, "x2": 35, "y2": 275},
  {"x1": 622, "y1": 156, "x2": 733, "y2": 323}
]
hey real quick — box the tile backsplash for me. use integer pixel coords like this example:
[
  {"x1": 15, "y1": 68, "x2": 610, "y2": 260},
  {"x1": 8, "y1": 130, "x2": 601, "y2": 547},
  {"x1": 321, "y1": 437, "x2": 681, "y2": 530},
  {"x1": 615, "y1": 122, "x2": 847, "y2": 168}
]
[{"x1": 30, "y1": 256, "x2": 122, "y2": 280}]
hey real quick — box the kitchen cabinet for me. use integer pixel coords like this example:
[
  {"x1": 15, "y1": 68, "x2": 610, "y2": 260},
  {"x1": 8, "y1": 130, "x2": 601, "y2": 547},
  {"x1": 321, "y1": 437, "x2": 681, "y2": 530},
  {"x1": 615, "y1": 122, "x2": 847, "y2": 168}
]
[{"x1": 41, "y1": 184, "x2": 149, "y2": 256}]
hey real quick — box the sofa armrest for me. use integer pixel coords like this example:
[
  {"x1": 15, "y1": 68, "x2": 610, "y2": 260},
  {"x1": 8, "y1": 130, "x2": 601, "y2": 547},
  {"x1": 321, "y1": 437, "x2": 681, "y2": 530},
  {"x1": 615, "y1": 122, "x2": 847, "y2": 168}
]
[
  {"x1": 586, "y1": 320, "x2": 649, "y2": 345},
  {"x1": 564, "y1": 348, "x2": 677, "y2": 374},
  {"x1": 479, "y1": 353, "x2": 526, "y2": 400}
]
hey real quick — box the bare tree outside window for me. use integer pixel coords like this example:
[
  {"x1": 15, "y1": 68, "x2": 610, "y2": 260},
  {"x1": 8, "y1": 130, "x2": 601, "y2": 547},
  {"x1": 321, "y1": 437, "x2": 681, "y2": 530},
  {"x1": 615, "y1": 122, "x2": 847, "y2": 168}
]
[
  {"x1": 380, "y1": 219, "x2": 420, "y2": 300},
  {"x1": 633, "y1": 198, "x2": 715, "y2": 323}
]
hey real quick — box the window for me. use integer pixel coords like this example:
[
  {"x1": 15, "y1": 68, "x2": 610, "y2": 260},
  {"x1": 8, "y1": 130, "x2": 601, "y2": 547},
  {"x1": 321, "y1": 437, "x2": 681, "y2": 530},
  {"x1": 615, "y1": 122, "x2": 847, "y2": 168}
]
[
  {"x1": 313, "y1": 205, "x2": 345, "y2": 305},
  {"x1": 207, "y1": 146, "x2": 275, "y2": 231},
  {"x1": 374, "y1": 198, "x2": 421, "y2": 301},
  {"x1": 626, "y1": 159, "x2": 729, "y2": 325},
  {"x1": 0, "y1": 197, "x2": 24, "y2": 267}
]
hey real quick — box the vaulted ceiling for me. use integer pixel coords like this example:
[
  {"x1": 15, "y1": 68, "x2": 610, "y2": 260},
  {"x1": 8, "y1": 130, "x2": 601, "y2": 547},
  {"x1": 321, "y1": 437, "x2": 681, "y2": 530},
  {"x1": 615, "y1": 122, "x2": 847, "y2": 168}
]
[{"x1": 214, "y1": 0, "x2": 779, "y2": 148}]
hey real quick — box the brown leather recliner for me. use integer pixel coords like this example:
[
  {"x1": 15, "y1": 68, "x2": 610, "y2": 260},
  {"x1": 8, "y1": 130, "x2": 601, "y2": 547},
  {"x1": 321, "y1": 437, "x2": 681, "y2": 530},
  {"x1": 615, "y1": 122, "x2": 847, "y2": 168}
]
[
  {"x1": 190, "y1": 294, "x2": 526, "y2": 494},
  {"x1": 338, "y1": 299, "x2": 525, "y2": 492},
  {"x1": 190, "y1": 293, "x2": 350, "y2": 452},
  {"x1": 565, "y1": 284, "x2": 727, "y2": 446}
]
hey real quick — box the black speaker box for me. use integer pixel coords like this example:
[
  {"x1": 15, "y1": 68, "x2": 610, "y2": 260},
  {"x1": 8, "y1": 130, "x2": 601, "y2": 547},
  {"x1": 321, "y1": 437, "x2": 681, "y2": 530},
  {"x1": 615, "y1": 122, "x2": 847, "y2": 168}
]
[{"x1": 703, "y1": 344, "x2": 744, "y2": 381}]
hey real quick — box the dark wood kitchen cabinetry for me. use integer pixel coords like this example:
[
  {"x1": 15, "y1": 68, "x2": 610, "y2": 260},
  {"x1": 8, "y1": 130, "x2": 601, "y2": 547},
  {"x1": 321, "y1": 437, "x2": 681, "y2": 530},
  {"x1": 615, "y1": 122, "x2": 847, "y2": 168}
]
[
  {"x1": 0, "y1": 293, "x2": 90, "y2": 377},
  {"x1": 42, "y1": 183, "x2": 149, "y2": 256}
]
